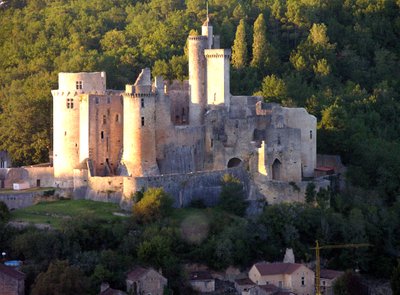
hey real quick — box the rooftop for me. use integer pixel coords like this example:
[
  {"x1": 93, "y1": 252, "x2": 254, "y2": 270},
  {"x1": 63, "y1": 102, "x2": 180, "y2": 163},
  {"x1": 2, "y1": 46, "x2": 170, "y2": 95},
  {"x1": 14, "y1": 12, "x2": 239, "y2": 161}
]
[
  {"x1": 0, "y1": 263, "x2": 25, "y2": 280},
  {"x1": 320, "y1": 269, "x2": 344, "y2": 280},
  {"x1": 253, "y1": 262, "x2": 303, "y2": 276}
]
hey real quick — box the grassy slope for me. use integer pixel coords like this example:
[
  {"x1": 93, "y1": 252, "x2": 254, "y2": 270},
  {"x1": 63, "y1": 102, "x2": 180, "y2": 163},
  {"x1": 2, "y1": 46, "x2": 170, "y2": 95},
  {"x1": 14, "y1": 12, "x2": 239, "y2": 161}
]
[{"x1": 11, "y1": 199, "x2": 128, "y2": 228}]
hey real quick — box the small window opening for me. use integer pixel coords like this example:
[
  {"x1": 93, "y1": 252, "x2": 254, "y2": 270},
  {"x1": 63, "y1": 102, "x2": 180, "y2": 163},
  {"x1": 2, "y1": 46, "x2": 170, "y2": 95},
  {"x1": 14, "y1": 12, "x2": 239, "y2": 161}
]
[
  {"x1": 141, "y1": 98, "x2": 144, "y2": 108},
  {"x1": 301, "y1": 277, "x2": 305, "y2": 286},
  {"x1": 101, "y1": 131, "x2": 104, "y2": 139},
  {"x1": 103, "y1": 115, "x2": 106, "y2": 124},
  {"x1": 115, "y1": 114, "x2": 119, "y2": 122},
  {"x1": 95, "y1": 97, "x2": 99, "y2": 104},
  {"x1": 278, "y1": 135, "x2": 281, "y2": 145},
  {"x1": 64, "y1": 131, "x2": 67, "y2": 136},
  {"x1": 141, "y1": 117, "x2": 144, "y2": 126},
  {"x1": 310, "y1": 130, "x2": 313, "y2": 139},
  {"x1": 76, "y1": 81, "x2": 82, "y2": 90},
  {"x1": 107, "y1": 96, "x2": 111, "y2": 104},
  {"x1": 66, "y1": 98, "x2": 74, "y2": 109},
  {"x1": 211, "y1": 139, "x2": 214, "y2": 148},
  {"x1": 106, "y1": 137, "x2": 109, "y2": 152}
]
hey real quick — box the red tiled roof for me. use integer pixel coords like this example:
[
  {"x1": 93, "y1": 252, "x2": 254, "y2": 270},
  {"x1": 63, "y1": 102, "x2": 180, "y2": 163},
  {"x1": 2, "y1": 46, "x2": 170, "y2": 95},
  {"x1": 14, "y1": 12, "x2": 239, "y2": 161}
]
[
  {"x1": 0, "y1": 264, "x2": 25, "y2": 280},
  {"x1": 320, "y1": 269, "x2": 344, "y2": 280},
  {"x1": 315, "y1": 166, "x2": 335, "y2": 172},
  {"x1": 254, "y1": 263, "x2": 302, "y2": 276},
  {"x1": 190, "y1": 271, "x2": 213, "y2": 281},
  {"x1": 126, "y1": 266, "x2": 149, "y2": 281}
]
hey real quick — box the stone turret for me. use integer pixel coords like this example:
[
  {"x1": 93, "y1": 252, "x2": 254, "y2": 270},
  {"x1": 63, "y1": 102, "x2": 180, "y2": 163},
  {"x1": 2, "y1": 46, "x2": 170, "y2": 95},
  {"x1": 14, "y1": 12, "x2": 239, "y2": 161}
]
[
  {"x1": 122, "y1": 69, "x2": 159, "y2": 177},
  {"x1": 202, "y1": 17, "x2": 213, "y2": 49},
  {"x1": 188, "y1": 35, "x2": 208, "y2": 126},
  {"x1": 52, "y1": 72, "x2": 106, "y2": 188},
  {"x1": 205, "y1": 49, "x2": 231, "y2": 108}
]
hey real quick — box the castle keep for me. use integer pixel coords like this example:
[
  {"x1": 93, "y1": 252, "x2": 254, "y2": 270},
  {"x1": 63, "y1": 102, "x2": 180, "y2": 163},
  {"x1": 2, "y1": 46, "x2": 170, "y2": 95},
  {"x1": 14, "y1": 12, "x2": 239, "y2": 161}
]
[{"x1": 2, "y1": 18, "x2": 327, "y2": 208}]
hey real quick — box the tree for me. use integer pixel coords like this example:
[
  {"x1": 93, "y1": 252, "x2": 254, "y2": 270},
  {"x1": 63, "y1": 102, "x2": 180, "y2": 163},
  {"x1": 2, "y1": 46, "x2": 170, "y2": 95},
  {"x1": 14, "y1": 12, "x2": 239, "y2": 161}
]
[
  {"x1": 333, "y1": 271, "x2": 364, "y2": 295},
  {"x1": 133, "y1": 187, "x2": 174, "y2": 223},
  {"x1": 251, "y1": 14, "x2": 267, "y2": 68},
  {"x1": 218, "y1": 174, "x2": 248, "y2": 217},
  {"x1": 231, "y1": 19, "x2": 248, "y2": 69},
  {"x1": 391, "y1": 261, "x2": 400, "y2": 295},
  {"x1": 0, "y1": 201, "x2": 10, "y2": 222},
  {"x1": 261, "y1": 74, "x2": 287, "y2": 103},
  {"x1": 305, "y1": 182, "x2": 316, "y2": 204},
  {"x1": 31, "y1": 260, "x2": 90, "y2": 295}
]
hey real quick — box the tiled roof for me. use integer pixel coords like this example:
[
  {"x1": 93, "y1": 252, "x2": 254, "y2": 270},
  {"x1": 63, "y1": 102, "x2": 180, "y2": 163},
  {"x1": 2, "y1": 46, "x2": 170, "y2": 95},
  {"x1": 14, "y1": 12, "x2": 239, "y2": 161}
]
[
  {"x1": 254, "y1": 263, "x2": 303, "y2": 276},
  {"x1": 99, "y1": 287, "x2": 126, "y2": 295},
  {"x1": 320, "y1": 269, "x2": 344, "y2": 280},
  {"x1": 0, "y1": 264, "x2": 25, "y2": 280},
  {"x1": 126, "y1": 266, "x2": 149, "y2": 281},
  {"x1": 190, "y1": 271, "x2": 213, "y2": 281},
  {"x1": 235, "y1": 278, "x2": 254, "y2": 286},
  {"x1": 259, "y1": 283, "x2": 278, "y2": 292}
]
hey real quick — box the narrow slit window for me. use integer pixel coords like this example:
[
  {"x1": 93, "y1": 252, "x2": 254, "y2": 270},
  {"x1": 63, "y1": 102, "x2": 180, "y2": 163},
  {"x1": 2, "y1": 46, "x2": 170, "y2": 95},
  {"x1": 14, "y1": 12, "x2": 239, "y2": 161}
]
[
  {"x1": 101, "y1": 131, "x2": 104, "y2": 139},
  {"x1": 115, "y1": 114, "x2": 119, "y2": 122},
  {"x1": 141, "y1": 117, "x2": 145, "y2": 127},
  {"x1": 310, "y1": 130, "x2": 313, "y2": 139},
  {"x1": 95, "y1": 97, "x2": 99, "y2": 104},
  {"x1": 103, "y1": 115, "x2": 106, "y2": 124},
  {"x1": 141, "y1": 98, "x2": 144, "y2": 108}
]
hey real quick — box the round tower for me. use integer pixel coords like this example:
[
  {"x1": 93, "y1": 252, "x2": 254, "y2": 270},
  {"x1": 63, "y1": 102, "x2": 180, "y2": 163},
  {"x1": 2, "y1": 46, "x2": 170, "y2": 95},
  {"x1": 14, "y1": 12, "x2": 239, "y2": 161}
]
[
  {"x1": 52, "y1": 72, "x2": 106, "y2": 188},
  {"x1": 188, "y1": 35, "x2": 208, "y2": 126},
  {"x1": 122, "y1": 69, "x2": 159, "y2": 177},
  {"x1": 202, "y1": 17, "x2": 213, "y2": 49}
]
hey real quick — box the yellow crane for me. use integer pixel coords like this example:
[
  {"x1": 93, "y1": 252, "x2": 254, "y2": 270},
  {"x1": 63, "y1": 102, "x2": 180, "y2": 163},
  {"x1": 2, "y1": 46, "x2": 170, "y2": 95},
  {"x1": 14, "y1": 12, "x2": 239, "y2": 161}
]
[{"x1": 311, "y1": 240, "x2": 371, "y2": 295}]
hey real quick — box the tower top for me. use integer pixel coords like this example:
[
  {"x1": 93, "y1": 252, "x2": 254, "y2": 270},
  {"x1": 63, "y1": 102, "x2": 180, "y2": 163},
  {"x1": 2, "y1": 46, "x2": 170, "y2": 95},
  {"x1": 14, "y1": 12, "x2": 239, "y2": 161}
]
[{"x1": 202, "y1": 0, "x2": 211, "y2": 26}]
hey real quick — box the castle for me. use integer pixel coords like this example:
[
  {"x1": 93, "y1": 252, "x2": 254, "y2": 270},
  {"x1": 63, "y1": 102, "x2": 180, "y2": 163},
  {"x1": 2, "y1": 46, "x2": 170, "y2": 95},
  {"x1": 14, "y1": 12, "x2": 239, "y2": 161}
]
[{"x1": 1, "y1": 18, "x2": 329, "y2": 209}]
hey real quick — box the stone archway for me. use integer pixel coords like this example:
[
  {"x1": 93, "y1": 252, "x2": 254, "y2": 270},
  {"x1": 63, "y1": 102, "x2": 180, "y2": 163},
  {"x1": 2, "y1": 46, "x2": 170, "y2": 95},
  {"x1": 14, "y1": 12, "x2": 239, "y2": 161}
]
[
  {"x1": 272, "y1": 159, "x2": 282, "y2": 180},
  {"x1": 227, "y1": 157, "x2": 242, "y2": 168}
]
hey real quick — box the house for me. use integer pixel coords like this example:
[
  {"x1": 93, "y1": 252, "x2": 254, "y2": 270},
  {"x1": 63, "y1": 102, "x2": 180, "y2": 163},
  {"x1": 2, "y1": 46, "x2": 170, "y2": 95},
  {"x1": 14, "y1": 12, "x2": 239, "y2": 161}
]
[
  {"x1": 249, "y1": 262, "x2": 314, "y2": 295},
  {"x1": 99, "y1": 282, "x2": 126, "y2": 295},
  {"x1": 189, "y1": 271, "x2": 215, "y2": 293},
  {"x1": 0, "y1": 263, "x2": 25, "y2": 295},
  {"x1": 126, "y1": 266, "x2": 167, "y2": 295},
  {"x1": 320, "y1": 269, "x2": 344, "y2": 295}
]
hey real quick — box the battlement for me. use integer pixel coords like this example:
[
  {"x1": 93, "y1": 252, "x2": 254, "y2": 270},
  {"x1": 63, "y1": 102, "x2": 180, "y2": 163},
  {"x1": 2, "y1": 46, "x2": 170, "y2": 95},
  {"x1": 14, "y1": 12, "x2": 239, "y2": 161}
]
[
  {"x1": 204, "y1": 49, "x2": 231, "y2": 59},
  {"x1": 188, "y1": 35, "x2": 208, "y2": 41}
]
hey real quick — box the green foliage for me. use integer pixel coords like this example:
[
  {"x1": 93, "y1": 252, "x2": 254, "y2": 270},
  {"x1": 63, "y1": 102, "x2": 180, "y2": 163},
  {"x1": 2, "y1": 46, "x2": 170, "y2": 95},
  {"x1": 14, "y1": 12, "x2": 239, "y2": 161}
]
[
  {"x1": 305, "y1": 182, "x2": 316, "y2": 204},
  {"x1": 333, "y1": 271, "x2": 364, "y2": 295},
  {"x1": 133, "y1": 187, "x2": 174, "y2": 223},
  {"x1": 392, "y1": 261, "x2": 400, "y2": 295},
  {"x1": 261, "y1": 74, "x2": 287, "y2": 103},
  {"x1": 31, "y1": 260, "x2": 90, "y2": 295},
  {"x1": 218, "y1": 174, "x2": 248, "y2": 217},
  {"x1": 231, "y1": 19, "x2": 248, "y2": 69},
  {"x1": 0, "y1": 201, "x2": 10, "y2": 222}
]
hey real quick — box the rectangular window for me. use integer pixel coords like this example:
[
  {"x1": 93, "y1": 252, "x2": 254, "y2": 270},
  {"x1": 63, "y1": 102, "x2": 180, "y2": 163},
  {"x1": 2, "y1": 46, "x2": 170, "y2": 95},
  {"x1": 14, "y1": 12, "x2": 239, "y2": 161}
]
[
  {"x1": 101, "y1": 131, "x2": 104, "y2": 139},
  {"x1": 66, "y1": 98, "x2": 74, "y2": 109},
  {"x1": 141, "y1": 98, "x2": 144, "y2": 108},
  {"x1": 310, "y1": 130, "x2": 313, "y2": 139},
  {"x1": 141, "y1": 117, "x2": 145, "y2": 126},
  {"x1": 76, "y1": 81, "x2": 82, "y2": 90},
  {"x1": 115, "y1": 114, "x2": 119, "y2": 122},
  {"x1": 301, "y1": 276, "x2": 305, "y2": 286},
  {"x1": 95, "y1": 97, "x2": 99, "y2": 104},
  {"x1": 211, "y1": 139, "x2": 213, "y2": 148}
]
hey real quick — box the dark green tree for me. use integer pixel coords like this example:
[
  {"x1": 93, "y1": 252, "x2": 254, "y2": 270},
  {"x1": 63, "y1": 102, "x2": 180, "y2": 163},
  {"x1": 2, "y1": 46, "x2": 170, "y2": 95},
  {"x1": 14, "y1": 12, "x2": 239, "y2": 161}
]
[
  {"x1": 218, "y1": 174, "x2": 248, "y2": 217},
  {"x1": 231, "y1": 19, "x2": 248, "y2": 69},
  {"x1": 31, "y1": 260, "x2": 90, "y2": 295},
  {"x1": 391, "y1": 261, "x2": 400, "y2": 295}
]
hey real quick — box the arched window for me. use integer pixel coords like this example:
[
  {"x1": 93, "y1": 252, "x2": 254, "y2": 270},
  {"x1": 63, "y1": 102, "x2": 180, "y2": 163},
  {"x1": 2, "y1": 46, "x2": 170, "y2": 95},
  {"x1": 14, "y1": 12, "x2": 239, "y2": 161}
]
[
  {"x1": 227, "y1": 157, "x2": 242, "y2": 168},
  {"x1": 272, "y1": 159, "x2": 282, "y2": 180}
]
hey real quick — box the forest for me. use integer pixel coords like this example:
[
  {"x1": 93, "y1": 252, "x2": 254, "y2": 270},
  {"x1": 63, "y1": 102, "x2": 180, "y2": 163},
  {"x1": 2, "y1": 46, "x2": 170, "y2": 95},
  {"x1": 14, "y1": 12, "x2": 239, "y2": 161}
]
[{"x1": 0, "y1": 0, "x2": 400, "y2": 293}]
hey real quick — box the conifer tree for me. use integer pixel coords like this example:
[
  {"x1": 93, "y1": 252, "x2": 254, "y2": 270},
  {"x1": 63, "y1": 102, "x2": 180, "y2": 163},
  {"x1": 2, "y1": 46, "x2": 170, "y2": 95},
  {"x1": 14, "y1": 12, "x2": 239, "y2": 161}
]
[
  {"x1": 231, "y1": 19, "x2": 248, "y2": 69},
  {"x1": 251, "y1": 13, "x2": 267, "y2": 68}
]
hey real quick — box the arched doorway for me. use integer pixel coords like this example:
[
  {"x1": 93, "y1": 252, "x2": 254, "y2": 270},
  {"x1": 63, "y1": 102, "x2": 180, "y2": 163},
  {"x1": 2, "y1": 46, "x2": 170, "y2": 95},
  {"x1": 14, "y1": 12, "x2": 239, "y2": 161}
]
[
  {"x1": 227, "y1": 157, "x2": 242, "y2": 168},
  {"x1": 272, "y1": 159, "x2": 281, "y2": 180}
]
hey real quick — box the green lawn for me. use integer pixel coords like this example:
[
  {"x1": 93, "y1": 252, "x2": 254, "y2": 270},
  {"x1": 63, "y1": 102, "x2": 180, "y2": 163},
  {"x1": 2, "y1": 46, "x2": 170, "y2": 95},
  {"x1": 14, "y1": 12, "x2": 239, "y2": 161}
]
[
  {"x1": 11, "y1": 199, "x2": 129, "y2": 229},
  {"x1": 0, "y1": 187, "x2": 54, "y2": 194}
]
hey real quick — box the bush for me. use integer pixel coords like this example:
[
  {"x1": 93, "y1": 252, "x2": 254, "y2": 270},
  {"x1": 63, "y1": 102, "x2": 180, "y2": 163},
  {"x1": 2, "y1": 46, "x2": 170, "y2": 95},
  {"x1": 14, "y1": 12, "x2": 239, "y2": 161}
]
[{"x1": 133, "y1": 188, "x2": 174, "y2": 223}]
